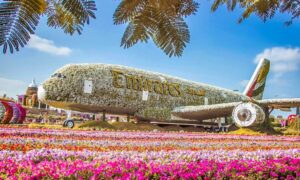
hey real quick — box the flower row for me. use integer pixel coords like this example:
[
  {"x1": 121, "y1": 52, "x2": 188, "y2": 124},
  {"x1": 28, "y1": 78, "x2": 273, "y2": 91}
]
[
  {"x1": 0, "y1": 158, "x2": 299, "y2": 179},
  {"x1": 0, "y1": 126, "x2": 299, "y2": 142},
  {"x1": 0, "y1": 138, "x2": 298, "y2": 153},
  {"x1": 0, "y1": 148, "x2": 299, "y2": 163},
  {"x1": 0, "y1": 127, "x2": 299, "y2": 179}
]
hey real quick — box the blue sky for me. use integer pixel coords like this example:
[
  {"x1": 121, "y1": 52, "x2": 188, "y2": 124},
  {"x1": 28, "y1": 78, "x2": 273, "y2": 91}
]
[{"x1": 1, "y1": 1, "x2": 300, "y2": 117}]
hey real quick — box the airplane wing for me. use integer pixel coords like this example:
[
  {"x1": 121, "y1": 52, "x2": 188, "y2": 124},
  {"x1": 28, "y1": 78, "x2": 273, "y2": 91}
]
[
  {"x1": 257, "y1": 98, "x2": 300, "y2": 109},
  {"x1": 172, "y1": 102, "x2": 239, "y2": 121},
  {"x1": 172, "y1": 98, "x2": 300, "y2": 121}
]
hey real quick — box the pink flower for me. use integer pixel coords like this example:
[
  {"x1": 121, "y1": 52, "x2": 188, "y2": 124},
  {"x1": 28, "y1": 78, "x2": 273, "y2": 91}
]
[{"x1": 270, "y1": 171, "x2": 278, "y2": 178}]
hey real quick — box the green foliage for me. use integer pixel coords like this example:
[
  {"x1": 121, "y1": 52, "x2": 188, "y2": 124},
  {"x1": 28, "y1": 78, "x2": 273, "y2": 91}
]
[
  {"x1": 211, "y1": 0, "x2": 238, "y2": 11},
  {"x1": 111, "y1": 122, "x2": 164, "y2": 131},
  {"x1": 271, "y1": 121, "x2": 281, "y2": 128},
  {"x1": 239, "y1": 0, "x2": 279, "y2": 23},
  {"x1": 281, "y1": 0, "x2": 300, "y2": 25},
  {"x1": 2, "y1": 0, "x2": 300, "y2": 57},
  {"x1": 283, "y1": 118, "x2": 300, "y2": 135},
  {"x1": 79, "y1": 121, "x2": 205, "y2": 132},
  {"x1": 211, "y1": 0, "x2": 300, "y2": 24},
  {"x1": 0, "y1": 0, "x2": 96, "y2": 53},
  {"x1": 273, "y1": 126, "x2": 287, "y2": 133},
  {"x1": 287, "y1": 118, "x2": 300, "y2": 131},
  {"x1": 272, "y1": 118, "x2": 300, "y2": 135},
  {"x1": 113, "y1": 0, "x2": 198, "y2": 57},
  {"x1": 46, "y1": 0, "x2": 96, "y2": 35},
  {"x1": 79, "y1": 121, "x2": 165, "y2": 131},
  {"x1": 78, "y1": 120, "x2": 115, "y2": 129},
  {"x1": 0, "y1": 0, "x2": 45, "y2": 53}
]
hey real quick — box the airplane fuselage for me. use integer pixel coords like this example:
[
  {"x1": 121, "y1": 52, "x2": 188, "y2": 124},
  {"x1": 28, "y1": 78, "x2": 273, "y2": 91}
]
[{"x1": 39, "y1": 64, "x2": 249, "y2": 121}]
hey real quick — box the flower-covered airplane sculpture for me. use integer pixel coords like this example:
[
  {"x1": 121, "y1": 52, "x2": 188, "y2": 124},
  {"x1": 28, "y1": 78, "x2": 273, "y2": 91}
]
[{"x1": 38, "y1": 59, "x2": 300, "y2": 128}]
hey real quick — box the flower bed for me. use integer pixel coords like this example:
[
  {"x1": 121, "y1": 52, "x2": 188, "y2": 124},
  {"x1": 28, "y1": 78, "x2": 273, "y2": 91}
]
[{"x1": 0, "y1": 126, "x2": 299, "y2": 179}]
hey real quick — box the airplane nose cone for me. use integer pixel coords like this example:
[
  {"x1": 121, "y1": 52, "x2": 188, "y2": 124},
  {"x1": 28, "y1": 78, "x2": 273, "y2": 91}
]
[{"x1": 38, "y1": 85, "x2": 46, "y2": 102}]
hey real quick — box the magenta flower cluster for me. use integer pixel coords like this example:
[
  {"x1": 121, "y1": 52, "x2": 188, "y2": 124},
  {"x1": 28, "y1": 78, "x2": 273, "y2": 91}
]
[
  {"x1": 0, "y1": 126, "x2": 299, "y2": 179},
  {"x1": 0, "y1": 157, "x2": 299, "y2": 179}
]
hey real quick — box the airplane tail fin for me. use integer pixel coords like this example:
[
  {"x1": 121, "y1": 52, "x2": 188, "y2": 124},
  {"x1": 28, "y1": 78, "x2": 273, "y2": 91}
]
[{"x1": 243, "y1": 58, "x2": 270, "y2": 100}]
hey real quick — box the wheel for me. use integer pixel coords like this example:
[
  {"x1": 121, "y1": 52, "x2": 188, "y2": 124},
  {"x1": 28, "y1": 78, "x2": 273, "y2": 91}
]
[
  {"x1": 66, "y1": 119, "x2": 75, "y2": 128},
  {"x1": 62, "y1": 120, "x2": 68, "y2": 127}
]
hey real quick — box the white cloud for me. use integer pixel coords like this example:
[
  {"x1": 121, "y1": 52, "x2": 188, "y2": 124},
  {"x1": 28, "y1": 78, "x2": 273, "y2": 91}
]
[
  {"x1": 254, "y1": 47, "x2": 300, "y2": 85},
  {"x1": 28, "y1": 35, "x2": 72, "y2": 56},
  {"x1": 0, "y1": 77, "x2": 27, "y2": 99},
  {"x1": 254, "y1": 47, "x2": 300, "y2": 74}
]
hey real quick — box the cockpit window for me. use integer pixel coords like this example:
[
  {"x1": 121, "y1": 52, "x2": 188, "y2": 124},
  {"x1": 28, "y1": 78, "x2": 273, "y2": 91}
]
[{"x1": 51, "y1": 73, "x2": 66, "y2": 78}]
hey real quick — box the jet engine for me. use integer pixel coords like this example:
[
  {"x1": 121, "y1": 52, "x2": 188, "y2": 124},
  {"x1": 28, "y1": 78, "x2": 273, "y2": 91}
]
[{"x1": 232, "y1": 102, "x2": 265, "y2": 127}]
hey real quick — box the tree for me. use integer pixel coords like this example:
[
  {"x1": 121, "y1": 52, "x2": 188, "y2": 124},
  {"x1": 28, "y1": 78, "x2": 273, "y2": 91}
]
[
  {"x1": 211, "y1": 0, "x2": 300, "y2": 25},
  {"x1": 0, "y1": 0, "x2": 96, "y2": 53},
  {"x1": 1, "y1": 0, "x2": 300, "y2": 57},
  {"x1": 1, "y1": 0, "x2": 199, "y2": 57},
  {"x1": 113, "y1": 0, "x2": 198, "y2": 57}
]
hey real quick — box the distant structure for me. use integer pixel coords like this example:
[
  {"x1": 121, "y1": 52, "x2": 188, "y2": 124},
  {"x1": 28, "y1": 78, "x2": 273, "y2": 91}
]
[
  {"x1": 18, "y1": 79, "x2": 47, "y2": 109},
  {"x1": 0, "y1": 94, "x2": 15, "y2": 101}
]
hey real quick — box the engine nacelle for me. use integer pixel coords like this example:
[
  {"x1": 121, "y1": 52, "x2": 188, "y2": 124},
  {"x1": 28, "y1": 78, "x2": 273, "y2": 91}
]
[{"x1": 232, "y1": 102, "x2": 265, "y2": 127}]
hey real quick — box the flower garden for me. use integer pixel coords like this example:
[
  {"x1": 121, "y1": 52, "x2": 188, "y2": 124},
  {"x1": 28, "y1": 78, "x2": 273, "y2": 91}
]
[{"x1": 0, "y1": 126, "x2": 299, "y2": 179}]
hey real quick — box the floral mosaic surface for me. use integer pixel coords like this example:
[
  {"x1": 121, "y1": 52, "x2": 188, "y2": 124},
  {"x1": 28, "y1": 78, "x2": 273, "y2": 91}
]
[
  {"x1": 0, "y1": 126, "x2": 299, "y2": 179},
  {"x1": 42, "y1": 64, "x2": 246, "y2": 120}
]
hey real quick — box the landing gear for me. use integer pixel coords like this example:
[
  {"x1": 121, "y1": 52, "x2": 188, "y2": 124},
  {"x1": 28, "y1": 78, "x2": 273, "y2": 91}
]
[
  {"x1": 63, "y1": 111, "x2": 74, "y2": 128},
  {"x1": 63, "y1": 119, "x2": 75, "y2": 128}
]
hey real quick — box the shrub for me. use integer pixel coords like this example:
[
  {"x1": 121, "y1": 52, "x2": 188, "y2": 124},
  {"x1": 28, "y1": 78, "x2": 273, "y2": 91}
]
[{"x1": 78, "y1": 121, "x2": 115, "y2": 130}]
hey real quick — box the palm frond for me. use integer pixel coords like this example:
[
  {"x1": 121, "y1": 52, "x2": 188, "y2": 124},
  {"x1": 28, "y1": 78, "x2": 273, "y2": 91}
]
[
  {"x1": 121, "y1": 21, "x2": 150, "y2": 49},
  {"x1": 153, "y1": 16, "x2": 189, "y2": 57},
  {"x1": 46, "y1": 0, "x2": 96, "y2": 35},
  {"x1": 61, "y1": 0, "x2": 96, "y2": 24},
  {"x1": 239, "y1": 0, "x2": 279, "y2": 23},
  {"x1": 113, "y1": 0, "x2": 146, "y2": 25},
  {"x1": 211, "y1": 0, "x2": 238, "y2": 12},
  {"x1": 211, "y1": 0, "x2": 223, "y2": 12},
  {"x1": 120, "y1": 5, "x2": 157, "y2": 48},
  {"x1": 114, "y1": 0, "x2": 197, "y2": 57},
  {"x1": 0, "y1": 0, "x2": 46, "y2": 53},
  {"x1": 280, "y1": 0, "x2": 300, "y2": 25},
  {"x1": 211, "y1": 0, "x2": 280, "y2": 23},
  {"x1": 177, "y1": 0, "x2": 199, "y2": 16},
  {"x1": 147, "y1": 0, "x2": 198, "y2": 17},
  {"x1": 150, "y1": 6, "x2": 189, "y2": 57},
  {"x1": 230, "y1": 0, "x2": 238, "y2": 11}
]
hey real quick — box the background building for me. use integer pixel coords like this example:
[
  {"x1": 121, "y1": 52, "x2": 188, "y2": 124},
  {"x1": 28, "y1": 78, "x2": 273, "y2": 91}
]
[{"x1": 17, "y1": 79, "x2": 47, "y2": 109}]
